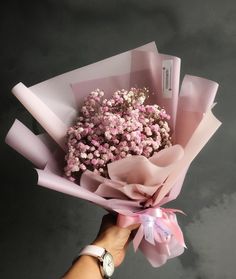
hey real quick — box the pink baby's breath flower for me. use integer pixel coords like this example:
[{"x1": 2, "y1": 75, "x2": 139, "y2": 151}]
[
  {"x1": 80, "y1": 164, "x2": 87, "y2": 171},
  {"x1": 91, "y1": 159, "x2": 98, "y2": 165},
  {"x1": 80, "y1": 153, "x2": 87, "y2": 159},
  {"x1": 64, "y1": 87, "x2": 172, "y2": 181},
  {"x1": 94, "y1": 150, "x2": 100, "y2": 157},
  {"x1": 87, "y1": 153, "x2": 94, "y2": 160}
]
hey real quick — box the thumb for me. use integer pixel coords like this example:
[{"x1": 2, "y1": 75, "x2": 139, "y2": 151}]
[{"x1": 116, "y1": 213, "x2": 140, "y2": 231}]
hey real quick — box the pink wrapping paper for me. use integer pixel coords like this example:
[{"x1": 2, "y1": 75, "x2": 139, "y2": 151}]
[{"x1": 5, "y1": 42, "x2": 221, "y2": 267}]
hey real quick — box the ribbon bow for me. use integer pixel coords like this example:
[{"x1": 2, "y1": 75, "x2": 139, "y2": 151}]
[{"x1": 117, "y1": 207, "x2": 187, "y2": 255}]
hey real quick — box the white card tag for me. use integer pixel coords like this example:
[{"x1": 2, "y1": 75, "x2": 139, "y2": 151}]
[
  {"x1": 144, "y1": 224, "x2": 155, "y2": 245},
  {"x1": 162, "y1": 60, "x2": 173, "y2": 98}
]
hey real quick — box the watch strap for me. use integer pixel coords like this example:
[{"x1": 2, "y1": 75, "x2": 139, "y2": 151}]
[{"x1": 79, "y1": 245, "x2": 106, "y2": 259}]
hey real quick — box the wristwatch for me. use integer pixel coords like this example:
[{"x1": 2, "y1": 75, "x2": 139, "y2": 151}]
[{"x1": 79, "y1": 245, "x2": 115, "y2": 278}]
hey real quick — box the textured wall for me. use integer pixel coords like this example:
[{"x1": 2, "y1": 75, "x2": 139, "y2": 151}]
[{"x1": 0, "y1": 0, "x2": 235, "y2": 278}]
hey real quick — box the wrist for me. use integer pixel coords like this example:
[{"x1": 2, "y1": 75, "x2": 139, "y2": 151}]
[
  {"x1": 92, "y1": 240, "x2": 114, "y2": 259},
  {"x1": 79, "y1": 245, "x2": 115, "y2": 278}
]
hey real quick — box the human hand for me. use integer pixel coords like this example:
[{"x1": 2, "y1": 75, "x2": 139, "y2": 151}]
[
  {"x1": 62, "y1": 213, "x2": 139, "y2": 279},
  {"x1": 92, "y1": 214, "x2": 139, "y2": 267}
]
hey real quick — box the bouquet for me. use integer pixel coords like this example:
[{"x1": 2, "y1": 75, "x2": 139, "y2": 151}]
[{"x1": 5, "y1": 42, "x2": 221, "y2": 267}]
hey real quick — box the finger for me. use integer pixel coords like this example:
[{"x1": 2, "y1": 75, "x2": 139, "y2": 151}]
[
  {"x1": 124, "y1": 237, "x2": 131, "y2": 252},
  {"x1": 123, "y1": 228, "x2": 137, "y2": 251},
  {"x1": 127, "y1": 223, "x2": 140, "y2": 231}
]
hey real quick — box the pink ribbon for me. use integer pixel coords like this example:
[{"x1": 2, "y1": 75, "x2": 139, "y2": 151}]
[{"x1": 117, "y1": 207, "x2": 187, "y2": 254}]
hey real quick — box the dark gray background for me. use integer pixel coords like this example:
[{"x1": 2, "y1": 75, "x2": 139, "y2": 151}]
[{"x1": 0, "y1": 0, "x2": 235, "y2": 278}]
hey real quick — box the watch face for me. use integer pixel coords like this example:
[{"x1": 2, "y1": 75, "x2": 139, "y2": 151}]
[{"x1": 103, "y1": 252, "x2": 114, "y2": 277}]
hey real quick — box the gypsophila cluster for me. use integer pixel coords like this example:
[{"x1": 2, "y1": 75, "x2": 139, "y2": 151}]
[{"x1": 64, "y1": 88, "x2": 172, "y2": 181}]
